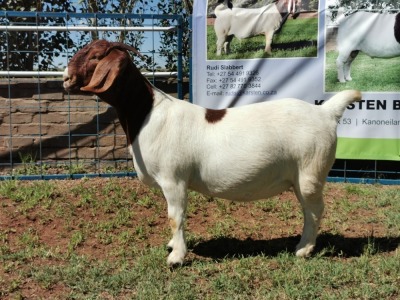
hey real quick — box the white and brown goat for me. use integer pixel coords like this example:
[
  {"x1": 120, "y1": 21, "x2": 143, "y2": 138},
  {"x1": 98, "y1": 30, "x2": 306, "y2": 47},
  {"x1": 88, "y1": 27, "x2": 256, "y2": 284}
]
[
  {"x1": 64, "y1": 40, "x2": 361, "y2": 266},
  {"x1": 214, "y1": 0, "x2": 302, "y2": 55}
]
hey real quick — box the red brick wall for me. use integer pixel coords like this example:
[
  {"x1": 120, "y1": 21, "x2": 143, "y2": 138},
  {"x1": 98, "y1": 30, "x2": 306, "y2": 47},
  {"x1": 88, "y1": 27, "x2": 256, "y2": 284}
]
[{"x1": 0, "y1": 78, "x2": 188, "y2": 168}]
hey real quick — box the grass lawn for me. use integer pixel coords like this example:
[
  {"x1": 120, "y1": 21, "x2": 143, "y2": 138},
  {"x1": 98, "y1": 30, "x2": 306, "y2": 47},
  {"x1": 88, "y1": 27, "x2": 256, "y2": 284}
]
[
  {"x1": 0, "y1": 178, "x2": 399, "y2": 299},
  {"x1": 207, "y1": 17, "x2": 318, "y2": 60},
  {"x1": 325, "y1": 51, "x2": 400, "y2": 92}
]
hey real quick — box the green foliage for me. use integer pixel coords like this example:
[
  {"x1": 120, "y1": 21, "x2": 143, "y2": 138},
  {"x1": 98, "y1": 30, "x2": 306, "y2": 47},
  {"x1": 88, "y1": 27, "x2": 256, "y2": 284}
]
[
  {"x1": 0, "y1": 0, "x2": 189, "y2": 72},
  {"x1": 328, "y1": 0, "x2": 400, "y2": 20},
  {"x1": 331, "y1": 0, "x2": 400, "y2": 10},
  {"x1": 157, "y1": 0, "x2": 191, "y2": 73},
  {"x1": 0, "y1": 0, "x2": 75, "y2": 71}
]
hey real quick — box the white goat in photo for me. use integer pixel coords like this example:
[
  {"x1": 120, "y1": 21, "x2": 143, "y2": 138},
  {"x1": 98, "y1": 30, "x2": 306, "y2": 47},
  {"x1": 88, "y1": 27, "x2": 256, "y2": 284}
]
[
  {"x1": 214, "y1": 0, "x2": 301, "y2": 55},
  {"x1": 336, "y1": 11, "x2": 400, "y2": 82},
  {"x1": 64, "y1": 40, "x2": 362, "y2": 267}
]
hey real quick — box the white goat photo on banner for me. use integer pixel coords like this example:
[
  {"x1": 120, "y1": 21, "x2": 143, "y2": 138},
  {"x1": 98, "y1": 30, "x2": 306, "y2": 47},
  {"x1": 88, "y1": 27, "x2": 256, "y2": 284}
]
[
  {"x1": 325, "y1": 0, "x2": 400, "y2": 92},
  {"x1": 206, "y1": 0, "x2": 319, "y2": 60}
]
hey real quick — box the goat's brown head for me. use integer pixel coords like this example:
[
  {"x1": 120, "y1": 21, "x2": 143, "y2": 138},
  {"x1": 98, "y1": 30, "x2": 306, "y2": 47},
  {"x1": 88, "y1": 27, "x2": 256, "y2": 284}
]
[
  {"x1": 64, "y1": 40, "x2": 153, "y2": 145},
  {"x1": 63, "y1": 40, "x2": 142, "y2": 94}
]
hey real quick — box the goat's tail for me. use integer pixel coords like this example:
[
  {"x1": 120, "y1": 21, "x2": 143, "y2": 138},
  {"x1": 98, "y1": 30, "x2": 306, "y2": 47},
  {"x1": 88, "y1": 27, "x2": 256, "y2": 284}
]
[{"x1": 322, "y1": 90, "x2": 362, "y2": 120}]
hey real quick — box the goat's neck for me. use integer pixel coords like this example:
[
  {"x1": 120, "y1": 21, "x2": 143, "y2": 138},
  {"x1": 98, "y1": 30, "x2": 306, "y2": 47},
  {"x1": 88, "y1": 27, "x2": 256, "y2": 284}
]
[{"x1": 97, "y1": 64, "x2": 155, "y2": 145}]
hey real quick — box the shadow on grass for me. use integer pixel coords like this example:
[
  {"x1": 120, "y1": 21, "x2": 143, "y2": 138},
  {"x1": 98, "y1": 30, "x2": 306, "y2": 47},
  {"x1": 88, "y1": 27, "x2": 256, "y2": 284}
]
[
  {"x1": 244, "y1": 40, "x2": 318, "y2": 52},
  {"x1": 273, "y1": 39, "x2": 317, "y2": 51},
  {"x1": 192, "y1": 233, "x2": 400, "y2": 259}
]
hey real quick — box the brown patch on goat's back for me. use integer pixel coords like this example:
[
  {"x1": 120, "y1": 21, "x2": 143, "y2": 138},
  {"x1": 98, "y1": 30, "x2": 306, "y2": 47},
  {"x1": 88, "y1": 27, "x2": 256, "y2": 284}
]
[
  {"x1": 205, "y1": 109, "x2": 227, "y2": 123},
  {"x1": 394, "y1": 13, "x2": 400, "y2": 43}
]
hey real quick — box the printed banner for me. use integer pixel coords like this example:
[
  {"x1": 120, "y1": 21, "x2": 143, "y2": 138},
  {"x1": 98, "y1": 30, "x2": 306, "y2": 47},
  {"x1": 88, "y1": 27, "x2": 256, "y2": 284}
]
[{"x1": 192, "y1": 0, "x2": 400, "y2": 161}]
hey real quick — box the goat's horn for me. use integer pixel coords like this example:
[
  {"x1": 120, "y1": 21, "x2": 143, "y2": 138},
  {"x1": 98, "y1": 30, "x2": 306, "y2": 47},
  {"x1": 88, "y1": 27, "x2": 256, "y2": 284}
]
[{"x1": 108, "y1": 42, "x2": 146, "y2": 60}]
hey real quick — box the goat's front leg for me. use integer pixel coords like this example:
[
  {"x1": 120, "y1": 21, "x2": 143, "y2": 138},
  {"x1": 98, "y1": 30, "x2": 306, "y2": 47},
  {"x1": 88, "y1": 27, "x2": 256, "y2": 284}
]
[
  {"x1": 336, "y1": 51, "x2": 349, "y2": 82},
  {"x1": 264, "y1": 31, "x2": 274, "y2": 55},
  {"x1": 343, "y1": 50, "x2": 359, "y2": 82},
  {"x1": 216, "y1": 36, "x2": 225, "y2": 56},
  {"x1": 294, "y1": 176, "x2": 325, "y2": 257},
  {"x1": 336, "y1": 50, "x2": 359, "y2": 83},
  {"x1": 161, "y1": 181, "x2": 188, "y2": 267}
]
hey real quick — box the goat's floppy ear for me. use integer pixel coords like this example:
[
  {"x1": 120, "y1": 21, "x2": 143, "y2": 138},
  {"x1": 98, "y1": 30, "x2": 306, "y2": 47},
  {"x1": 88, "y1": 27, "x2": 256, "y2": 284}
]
[
  {"x1": 109, "y1": 42, "x2": 145, "y2": 60},
  {"x1": 81, "y1": 49, "x2": 128, "y2": 93}
]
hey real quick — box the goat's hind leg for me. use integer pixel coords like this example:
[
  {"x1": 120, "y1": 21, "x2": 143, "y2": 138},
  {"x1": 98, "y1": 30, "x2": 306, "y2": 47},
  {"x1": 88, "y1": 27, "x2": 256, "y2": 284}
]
[
  {"x1": 343, "y1": 50, "x2": 359, "y2": 81},
  {"x1": 294, "y1": 175, "x2": 325, "y2": 257},
  {"x1": 216, "y1": 34, "x2": 233, "y2": 56},
  {"x1": 222, "y1": 35, "x2": 234, "y2": 55},
  {"x1": 161, "y1": 180, "x2": 188, "y2": 267}
]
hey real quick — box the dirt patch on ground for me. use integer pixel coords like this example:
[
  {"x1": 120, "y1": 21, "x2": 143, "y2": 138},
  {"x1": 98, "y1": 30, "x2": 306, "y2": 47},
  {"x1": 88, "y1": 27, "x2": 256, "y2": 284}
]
[{"x1": 0, "y1": 178, "x2": 399, "y2": 298}]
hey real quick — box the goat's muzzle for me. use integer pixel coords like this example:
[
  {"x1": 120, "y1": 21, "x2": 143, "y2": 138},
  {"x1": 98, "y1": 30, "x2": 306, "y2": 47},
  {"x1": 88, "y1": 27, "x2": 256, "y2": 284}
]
[{"x1": 63, "y1": 67, "x2": 78, "y2": 92}]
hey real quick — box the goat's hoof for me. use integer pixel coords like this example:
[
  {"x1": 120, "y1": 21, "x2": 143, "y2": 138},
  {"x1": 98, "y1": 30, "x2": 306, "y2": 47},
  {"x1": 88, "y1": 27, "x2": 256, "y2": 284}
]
[
  {"x1": 167, "y1": 250, "x2": 185, "y2": 267},
  {"x1": 295, "y1": 244, "x2": 314, "y2": 257},
  {"x1": 168, "y1": 261, "x2": 183, "y2": 269}
]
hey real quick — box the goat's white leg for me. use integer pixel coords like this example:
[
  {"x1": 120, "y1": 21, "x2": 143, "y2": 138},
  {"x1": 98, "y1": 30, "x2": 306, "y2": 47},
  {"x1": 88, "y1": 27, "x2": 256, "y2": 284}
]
[
  {"x1": 336, "y1": 49, "x2": 359, "y2": 83},
  {"x1": 161, "y1": 181, "x2": 188, "y2": 266},
  {"x1": 222, "y1": 35, "x2": 233, "y2": 55},
  {"x1": 336, "y1": 53, "x2": 348, "y2": 83},
  {"x1": 343, "y1": 50, "x2": 359, "y2": 82},
  {"x1": 264, "y1": 31, "x2": 274, "y2": 55},
  {"x1": 294, "y1": 175, "x2": 325, "y2": 257},
  {"x1": 223, "y1": 41, "x2": 230, "y2": 54},
  {"x1": 216, "y1": 36, "x2": 226, "y2": 56}
]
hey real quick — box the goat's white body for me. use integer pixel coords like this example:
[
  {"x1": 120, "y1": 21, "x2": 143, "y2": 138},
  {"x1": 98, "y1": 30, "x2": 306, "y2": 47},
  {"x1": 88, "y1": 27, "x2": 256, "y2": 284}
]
[
  {"x1": 336, "y1": 12, "x2": 400, "y2": 82},
  {"x1": 132, "y1": 91, "x2": 334, "y2": 200},
  {"x1": 214, "y1": 2, "x2": 282, "y2": 55},
  {"x1": 129, "y1": 87, "x2": 361, "y2": 265},
  {"x1": 63, "y1": 39, "x2": 361, "y2": 266}
]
